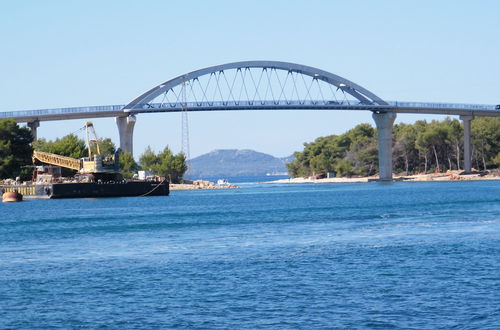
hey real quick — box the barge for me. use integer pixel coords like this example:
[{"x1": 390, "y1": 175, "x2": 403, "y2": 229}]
[
  {"x1": 1, "y1": 122, "x2": 170, "y2": 200},
  {"x1": 1, "y1": 180, "x2": 169, "y2": 199}
]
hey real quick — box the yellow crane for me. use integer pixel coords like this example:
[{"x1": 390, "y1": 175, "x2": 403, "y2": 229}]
[
  {"x1": 32, "y1": 122, "x2": 121, "y2": 181},
  {"x1": 32, "y1": 150, "x2": 81, "y2": 171}
]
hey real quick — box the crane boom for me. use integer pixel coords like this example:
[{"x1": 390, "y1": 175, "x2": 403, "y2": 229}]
[
  {"x1": 84, "y1": 121, "x2": 101, "y2": 158},
  {"x1": 31, "y1": 122, "x2": 121, "y2": 182},
  {"x1": 33, "y1": 150, "x2": 81, "y2": 171}
]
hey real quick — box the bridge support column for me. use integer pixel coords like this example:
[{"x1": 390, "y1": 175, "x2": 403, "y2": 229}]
[
  {"x1": 460, "y1": 115, "x2": 474, "y2": 173},
  {"x1": 27, "y1": 120, "x2": 40, "y2": 140},
  {"x1": 116, "y1": 115, "x2": 136, "y2": 154},
  {"x1": 373, "y1": 112, "x2": 397, "y2": 181}
]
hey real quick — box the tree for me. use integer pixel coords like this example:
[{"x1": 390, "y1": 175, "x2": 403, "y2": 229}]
[
  {"x1": 34, "y1": 135, "x2": 117, "y2": 160},
  {"x1": 286, "y1": 157, "x2": 302, "y2": 178},
  {"x1": 394, "y1": 123, "x2": 422, "y2": 174},
  {"x1": 493, "y1": 153, "x2": 500, "y2": 167},
  {"x1": 345, "y1": 124, "x2": 377, "y2": 176},
  {"x1": 415, "y1": 123, "x2": 432, "y2": 173},
  {"x1": 472, "y1": 117, "x2": 500, "y2": 170},
  {"x1": 154, "y1": 147, "x2": 174, "y2": 178},
  {"x1": 286, "y1": 117, "x2": 499, "y2": 178},
  {"x1": 138, "y1": 146, "x2": 187, "y2": 183},
  {"x1": 310, "y1": 154, "x2": 330, "y2": 176},
  {"x1": 33, "y1": 134, "x2": 87, "y2": 159},
  {"x1": 98, "y1": 138, "x2": 116, "y2": 158},
  {"x1": 286, "y1": 123, "x2": 377, "y2": 178},
  {"x1": 444, "y1": 118, "x2": 463, "y2": 170},
  {"x1": 425, "y1": 123, "x2": 451, "y2": 172},
  {"x1": 119, "y1": 152, "x2": 139, "y2": 179},
  {"x1": 0, "y1": 119, "x2": 33, "y2": 180},
  {"x1": 168, "y1": 151, "x2": 188, "y2": 183},
  {"x1": 139, "y1": 146, "x2": 158, "y2": 172},
  {"x1": 334, "y1": 159, "x2": 353, "y2": 177},
  {"x1": 352, "y1": 140, "x2": 378, "y2": 176}
]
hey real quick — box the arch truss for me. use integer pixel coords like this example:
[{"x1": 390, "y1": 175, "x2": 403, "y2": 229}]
[{"x1": 124, "y1": 61, "x2": 388, "y2": 114}]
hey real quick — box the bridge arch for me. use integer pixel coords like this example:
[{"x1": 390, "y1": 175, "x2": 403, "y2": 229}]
[
  {"x1": 2, "y1": 61, "x2": 495, "y2": 180},
  {"x1": 119, "y1": 61, "x2": 395, "y2": 180},
  {"x1": 124, "y1": 61, "x2": 388, "y2": 111}
]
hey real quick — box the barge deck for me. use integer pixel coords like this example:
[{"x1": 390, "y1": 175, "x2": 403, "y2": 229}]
[{"x1": 1, "y1": 180, "x2": 169, "y2": 199}]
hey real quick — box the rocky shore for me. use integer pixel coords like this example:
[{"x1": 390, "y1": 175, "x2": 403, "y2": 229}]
[{"x1": 170, "y1": 180, "x2": 239, "y2": 191}]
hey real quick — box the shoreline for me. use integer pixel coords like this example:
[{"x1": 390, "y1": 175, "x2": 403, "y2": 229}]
[
  {"x1": 154, "y1": 170, "x2": 500, "y2": 190},
  {"x1": 266, "y1": 170, "x2": 500, "y2": 184},
  {"x1": 170, "y1": 179, "x2": 238, "y2": 191}
]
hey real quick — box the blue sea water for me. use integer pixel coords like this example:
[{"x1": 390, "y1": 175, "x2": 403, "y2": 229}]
[
  {"x1": 1, "y1": 181, "x2": 499, "y2": 329},
  {"x1": 191, "y1": 174, "x2": 290, "y2": 184}
]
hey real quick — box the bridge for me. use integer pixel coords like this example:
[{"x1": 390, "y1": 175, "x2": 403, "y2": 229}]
[{"x1": 1, "y1": 61, "x2": 499, "y2": 180}]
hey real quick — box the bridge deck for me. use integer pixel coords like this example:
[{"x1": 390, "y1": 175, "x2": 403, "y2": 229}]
[{"x1": 0, "y1": 101, "x2": 499, "y2": 122}]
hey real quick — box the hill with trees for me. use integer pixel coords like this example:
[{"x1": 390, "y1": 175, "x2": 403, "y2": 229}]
[
  {"x1": 189, "y1": 149, "x2": 289, "y2": 178},
  {"x1": 287, "y1": 117, "x2": 500, "y2": 178}
]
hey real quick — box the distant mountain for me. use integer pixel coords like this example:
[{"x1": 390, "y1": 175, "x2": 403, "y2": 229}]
[{"x1": 189, "y1": 149, "x2": 293, "y2": 178}]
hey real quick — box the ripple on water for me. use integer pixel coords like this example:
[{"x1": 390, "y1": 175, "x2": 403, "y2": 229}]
[{"x1": 0, "y1": 181, "x2": 499, "y2": 328}]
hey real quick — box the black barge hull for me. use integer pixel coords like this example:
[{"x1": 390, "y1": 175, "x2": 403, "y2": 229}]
[{"x1": 1, "y1": 181, "x2": 169, "y2": 199}]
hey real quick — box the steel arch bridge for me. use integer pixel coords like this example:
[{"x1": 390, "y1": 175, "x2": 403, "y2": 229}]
[
  {"x1": 123, "y1": 60, "x2": 389, "y2": 114},
  {"x1": 119, "y1": 60, "x2": 401, "y2": 181},
  {"x1": 1, "y1": 60, "x2": 499, "y2": 180}
]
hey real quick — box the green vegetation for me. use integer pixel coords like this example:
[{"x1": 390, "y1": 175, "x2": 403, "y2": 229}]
[
  {"x1": 33, "y1": 134, "x2": 187, "y2": 182},
  {"x1": 33, "y1": 134, "x2": 87, "y2": 159},
  {"x1": 34, "y1": 134, "x2": 110, "y2": 177},
  {"x1": 287, "y1": 123, "x2": 378, "y2": 177},
  {"x1": 471, "y1": 117, "x2": 500, "y2": 170},
  {"x1": 96, "y1": 138, "x2": 116, "y2": 158},
  {"x1": 0, "y1": 119, "x2": 33, "y2": 180},
  {"x1": 3, "y1": 116, "x2": 497, "y2": 182},
  {"x1": 287, "y1": 117, "x2": 500, "y2": 178},
  {"x1": 119, "y1": 152, "x2": 139, "y2": 179},
  {"x1": 139, "y1": 146, "x2": 187, "y2": 183}
]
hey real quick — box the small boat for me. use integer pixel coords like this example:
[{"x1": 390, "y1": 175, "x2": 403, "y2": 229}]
[
  {"x1": 217, "y1": 179, "x2": 229, "y2": 186},
  {"x1": 2, "y1": 191, "x2": 23, "y2": 203}
]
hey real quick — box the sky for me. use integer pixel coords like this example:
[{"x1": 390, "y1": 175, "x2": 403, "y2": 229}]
[{"x1": 1, "y1": 0, "x2": 499, "y2": 158}]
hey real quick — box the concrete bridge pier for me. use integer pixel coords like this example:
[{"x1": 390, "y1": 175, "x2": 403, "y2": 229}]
[
  {"x1": 373, "y1": 111, "x2": 397, "y2": 181},
  {"x1": 460, "y1": 115, "x2": 474, "y2": 173},
  {"x1": 27, "y1": 120, "x2": 40, "y2": 140},
  {"x1": 116, "y1": 115, "x2": 136, "y2": 154}
]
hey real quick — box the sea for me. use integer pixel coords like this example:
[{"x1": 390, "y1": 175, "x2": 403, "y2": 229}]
[{"x1": 1, "y1": 179, "x2": 499, "y2": 329}]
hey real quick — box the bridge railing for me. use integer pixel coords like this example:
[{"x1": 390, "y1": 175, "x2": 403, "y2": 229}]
[
  {"x1": 0, "y1": 104, "x2": 126, "y2": 119},
  {"x1": 387, "y1": 101, "x2": 496, "y2": 110},
  {"x1": 130, "y1": 100, "x2": 498, "y2": 112},
  {"x1": 132, "y1": 99, "x2": 370, "y2": 110},
  {"x1": 1, "y1": 100, "x2": 498, "y2": 120}
]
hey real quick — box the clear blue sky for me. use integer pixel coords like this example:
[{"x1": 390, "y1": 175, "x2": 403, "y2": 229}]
[{"x1": 1, "y1": 0, "x2": 499, "y2": 158}]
